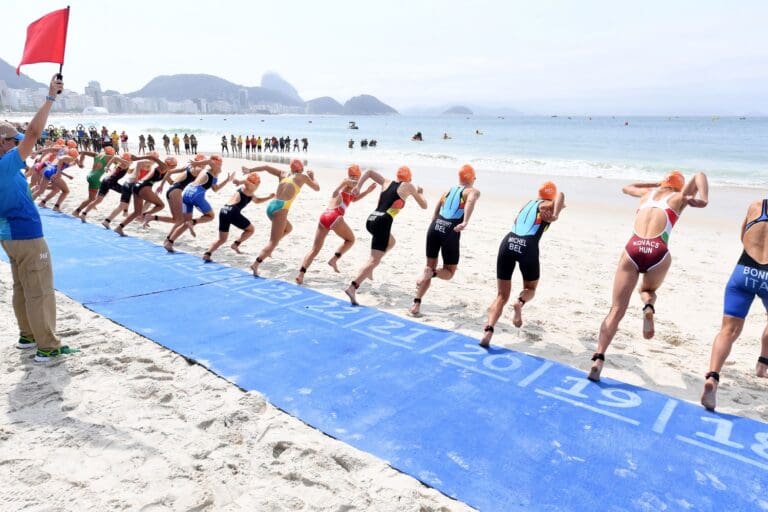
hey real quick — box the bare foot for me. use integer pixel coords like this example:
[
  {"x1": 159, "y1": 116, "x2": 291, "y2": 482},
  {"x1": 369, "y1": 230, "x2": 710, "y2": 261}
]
[
  {"x1": 79, "y1": 213, "x2": 87, "y2": 223},
  {"x1": 416, "y1": 266, "x2": 434, "y2": 287},
  {"x1": 38, "y1": 201, "x2": 47, "y2": 209},
  {"x1": 230, "y1": 242, "x2": 243, "y2": 254},
  {"x1": 408, "y1": 300, "x2": 421, "y2": 317},
  {"x1": 643, "y1": 306, "x2": 655, "y2": 339},
  {"x1": 295, "y1": 272, "x2": 304, "y2": 285},
  {"x1": 163, "y1": 240, "x2": 175, "y2": 253},
  {"x1": 101, "y1": 220, "x2": 111, "y2": 230},
  {"x1": 52, "y1": 205, "x2": 61, "y2": 213},
  {"x1": 344, "y1": 285, "x2": 358, "y2": 306},
  {"x1": 512, "y1": 300, "x2": 523, "y2": 328},
  {"x1": 250, "y1": 261, "x2": 260, "y2": 277},
  {"x1": 327, "y1": 257, "x2": 340, "y2": 273},
  {"x1": 701, "y1": 377, "x2": 718, "y2": 411},
  {"x1": 202, "y1": 251, "x2": 212, "y2": 262},
  {"x1": 141, "y1": 213, "x2": 153, "y2": 229},
  {"x1": 114, "y1": 225, "x2": 125, "y2": 237},
  {"x1": 757, "y1": 360, "x2": 768, "y2": 378},
  {"x1": 71, "y1": 209, "x2": 80, "y2": 216},
  {"x1": 588, "y1": 360, "x2": 603, "y2": 382}
]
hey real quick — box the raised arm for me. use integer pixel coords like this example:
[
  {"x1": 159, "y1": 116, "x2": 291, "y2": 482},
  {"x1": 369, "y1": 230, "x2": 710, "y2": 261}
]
[
  {"x1": 681, "y1": 172, "x2": 709, "y2": 208},
  {"x1": 622, "y1": 182, "x2": 659, "y2": 198},
  {"x1": 18, "y1": 75, "x2": 62, "y2": 160},
  {"x1": 354, "y1": 169, "x2": 385, "y2": 195},
  {"x1": 301, "y1": 169, "x2": 320, "y2": 191},
  {"x1": 241, "y1": 164, "x2": 284, "y2": 177}
]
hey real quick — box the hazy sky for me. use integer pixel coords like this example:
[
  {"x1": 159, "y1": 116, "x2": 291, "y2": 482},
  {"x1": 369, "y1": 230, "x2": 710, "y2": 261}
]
[{"x1": 6, "y1": 0, "x2": 768, "y2": 114}]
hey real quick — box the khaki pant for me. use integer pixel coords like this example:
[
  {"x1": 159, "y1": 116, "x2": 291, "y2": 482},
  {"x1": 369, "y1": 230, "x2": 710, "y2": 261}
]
[{"x1": 1, "y1": 238, "x2": 59, "y2": 351}]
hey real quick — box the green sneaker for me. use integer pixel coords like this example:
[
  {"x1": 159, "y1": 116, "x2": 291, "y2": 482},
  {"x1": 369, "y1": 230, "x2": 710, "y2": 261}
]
[
  {"x1": 17, "y1": 335, "x2": 36, "y2": 349},
  {"x1": 34, "y1": 346, "x2": 80, "y2": 363}
]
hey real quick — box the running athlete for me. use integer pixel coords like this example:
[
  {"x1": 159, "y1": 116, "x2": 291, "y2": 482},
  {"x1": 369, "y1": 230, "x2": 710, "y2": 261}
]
[
  {"x1": 202, "y1": 173, "x2": 274, "y2": 262},
  {"x1": 164, "y1": 155, "x2": 233, "y2": 252},
  {"x1": 410, "y1": 164, "x2": 481, "y2": 316},
  {"x1": 143, "y1": 154, "x2": 207, "y2": 231},
  {"x1": 101, "y1": 153, "x2": 159, "y2": 231},
  {"x1": 78, "y1": 153, "x2": 133, "y2": 223},
  {"x1": 701, "y1": 200, "x2": 768, "y2": 411},
  {"x1": 114, "y1": 155, "x2": 177, "y2": 236},
  {"x1": 344, "y1": 166, "x2": 428, "y2": 306},
  {"x1": 295, "y1": 164, "x2": 377, "y2": 284},
  {"x1": 480, "y1": 182, "x2": 565, "y2": 347},
  {"x1": 36, "y1": 148, "x2": 82, "y2": 211},
  {"x1": 242, "y1": 159, "x2": 320, "y2": 276},
  {"x1": 589, "y1": 171, "x2": 709, "y2": 382},
  {"x1": 72, "y1": 146, "x2": 117, "y2": 217}
]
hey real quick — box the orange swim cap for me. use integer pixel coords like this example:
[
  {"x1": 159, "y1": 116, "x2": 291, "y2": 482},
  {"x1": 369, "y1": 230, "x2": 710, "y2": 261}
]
[
  {"x1": 122, "y1": 153, "x2": 132, "y2": 161},
  {"x1": 396, "y1": 166, "x2": 412, "y2": 182},
  {"x1": 104, "y1": 146, "x2": 116, "y2": 156},
  {"x1": 458, "y1": 164, "x2": 475, "y2": 184},
  {"x1": 165, "y1": 157, "x2": 178, "y2": 167},
  {"x1": 348, "y1": 164, "x2": 361, "y2": 178},
  {"x1": 660, "y1": 170, "x2": 685, "y2": 191},
  {"x1": 67, "y1": 148, "x2": 79, "y2": 159},
  {"x1": 210, "y1": 155, "x2": 222, "y2": 163},
  {"x1": 55, "y1": 138, "x2": 64, "y2": 146},
  {"x1": 246, "y1": 173, "x2": 261, "y2": 186},
  {"x1": 194, "y1": 154, "x2": 206, "y2": 161},
  {"x1": 66, "y1": 140, "x2": 77, "y2": 148},
  {"x1": 290, "y1": 159, "x2": 304, "y2": 172},
  {"x1": 538, "y1": 181, "x2": 558, "y2": 201}
]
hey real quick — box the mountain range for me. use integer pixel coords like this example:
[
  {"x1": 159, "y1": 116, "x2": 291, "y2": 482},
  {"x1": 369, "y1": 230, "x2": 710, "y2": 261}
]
[{"x1": 0, "y1": 58, "x2": 397, "y2": 115}]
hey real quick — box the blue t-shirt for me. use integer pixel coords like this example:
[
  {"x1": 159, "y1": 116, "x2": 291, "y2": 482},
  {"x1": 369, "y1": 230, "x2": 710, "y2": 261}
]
[{"x1": 0, "y1": 148, "x2": 43, "y2": 240}]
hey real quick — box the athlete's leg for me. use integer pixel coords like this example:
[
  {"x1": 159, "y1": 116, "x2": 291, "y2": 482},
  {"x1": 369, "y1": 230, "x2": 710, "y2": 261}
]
[
  {"x1": 701, "y1": 315, "x2": 745, "y2": 410},
  {"x1": 639, "y1": 254, "x2": 672, "y2": 339},
  {"x1": 480, "y1": 279, "x2": 512, "y2": 347}
]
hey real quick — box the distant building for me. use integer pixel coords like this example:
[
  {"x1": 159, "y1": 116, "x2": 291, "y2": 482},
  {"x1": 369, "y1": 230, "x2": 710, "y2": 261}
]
[
  {"x1": 194, "y1": 98, "x2": 207, "y2": 114},
  {"x1": 239, "y1": 89, "x2": 248, "y2": 110},
  {"x1": 84, "y1": 80, "x2": 103, "y2": 107}
]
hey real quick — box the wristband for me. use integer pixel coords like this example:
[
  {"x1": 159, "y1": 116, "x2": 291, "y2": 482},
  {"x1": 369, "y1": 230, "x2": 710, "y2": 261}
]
[{"x1": 45, "y1": 95, "x2": 56, "y2": 102}]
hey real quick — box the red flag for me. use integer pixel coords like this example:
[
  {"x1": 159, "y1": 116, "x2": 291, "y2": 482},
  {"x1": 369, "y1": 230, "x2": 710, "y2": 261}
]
[{"x1": 16, "y1": 7, "x2": 70, "y2": 75}]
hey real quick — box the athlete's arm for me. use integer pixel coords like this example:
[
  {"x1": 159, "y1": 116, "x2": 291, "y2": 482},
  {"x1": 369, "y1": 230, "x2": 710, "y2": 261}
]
[
  {"x1": 354, "y1": 183, "x2": 378, "y2": 201},
  {"x1": 242, "y1": 164, "x2": 284, "y2": 177},
  {"x1": 454, "y1": 189, "x2": 481, "y2": 232},
  {"x1": 682, "y1": 172, "x2": 709, "y2": 208},
  {"x1": 551, "y1": 191, "x2": 566, "y2": 220},
  {"x1": 301, "y1": 170, "x2": 320, "y2": 191},
  {"x1": 622, "y1": 183, "x2": 658, "y2": 197},
  {"x1": 409, "y1": 184, "x2": 428, "y2": 209},
  {"x1": 252, "y1": 193, "x2": 275, "y2": 204},
  {"x1": 212, "y1": 172, "x2": 234, "y2": 192}
]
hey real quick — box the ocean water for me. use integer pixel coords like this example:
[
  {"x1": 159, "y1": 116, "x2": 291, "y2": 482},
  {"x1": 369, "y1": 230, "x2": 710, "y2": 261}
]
[{"x1": 15, "y1": 114, "x2": 768, "y2": 188}]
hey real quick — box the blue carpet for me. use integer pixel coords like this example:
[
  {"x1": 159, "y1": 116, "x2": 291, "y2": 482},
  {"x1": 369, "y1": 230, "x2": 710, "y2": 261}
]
[{"x1": 3, "y1": 209, "x2": 767, "y2": 511}]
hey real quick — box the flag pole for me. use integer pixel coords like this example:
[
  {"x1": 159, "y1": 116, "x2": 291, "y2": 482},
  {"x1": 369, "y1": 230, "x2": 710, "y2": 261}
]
[{"x1": 55, "y1": 5, "x2": 70, "y2": 93}]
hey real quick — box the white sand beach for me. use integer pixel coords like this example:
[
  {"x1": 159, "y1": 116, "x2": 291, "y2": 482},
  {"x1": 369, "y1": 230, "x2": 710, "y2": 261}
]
[{"x1": 2, "y1": 151, "x2": 766, "y2": 510}]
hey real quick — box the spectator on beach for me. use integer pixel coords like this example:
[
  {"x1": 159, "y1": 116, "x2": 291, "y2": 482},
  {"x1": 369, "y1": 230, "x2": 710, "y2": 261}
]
[
  {"x1": 302, "y1": 138, "x2": 308, "y2": 152},
  {"x1": 190, "y1": 134, "x2": 197, "y2": 154},
  {"x1": 348, "y1": 139, "x2": 355, "y2": 149},
  {"x1": 701, "y1": 200, "x2": 768, "y2": 411},
  {"x1": 162, "y1": 134, "x2": 170, "y2": 154},
  {"x1": 293, "y1": 138, "x2": 300, "y2": 151},
  {"x1": 120, "y1": 131, "x2": 129, "y2": 152},
  {"x1": 221, "y1": 135, "x2": 229, "y2": 155},
  {"x1": 172, "y1": 134, "x2": 180, "y2": 155},
  {"x1": 230, "y1": 135, "x2": 237, "y2": 156},
  {"x1": 257, "y1": 136, "x2": 263, "y2": 153},
  {"x1": 111, "y1": 130, "x2": 120, "y2": 149},
  {"x1": 138, "y1": 134, "x2": 147, "y2": 155},
  {"x1": 237, "y1": 135, "x2": 243, "y2": 157},
  {"x1": 0, "y1": 74, "x2": 79, "y2": 362},
  {"x1": 183, "y1": 133, "x2": 190, "y2": 155},
  {"x1": 245, "y1": 135, "x2": 251, "y2": 157},
  {"x1": 147, "y1": 134, "x2": 156, "y2": 152}
]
